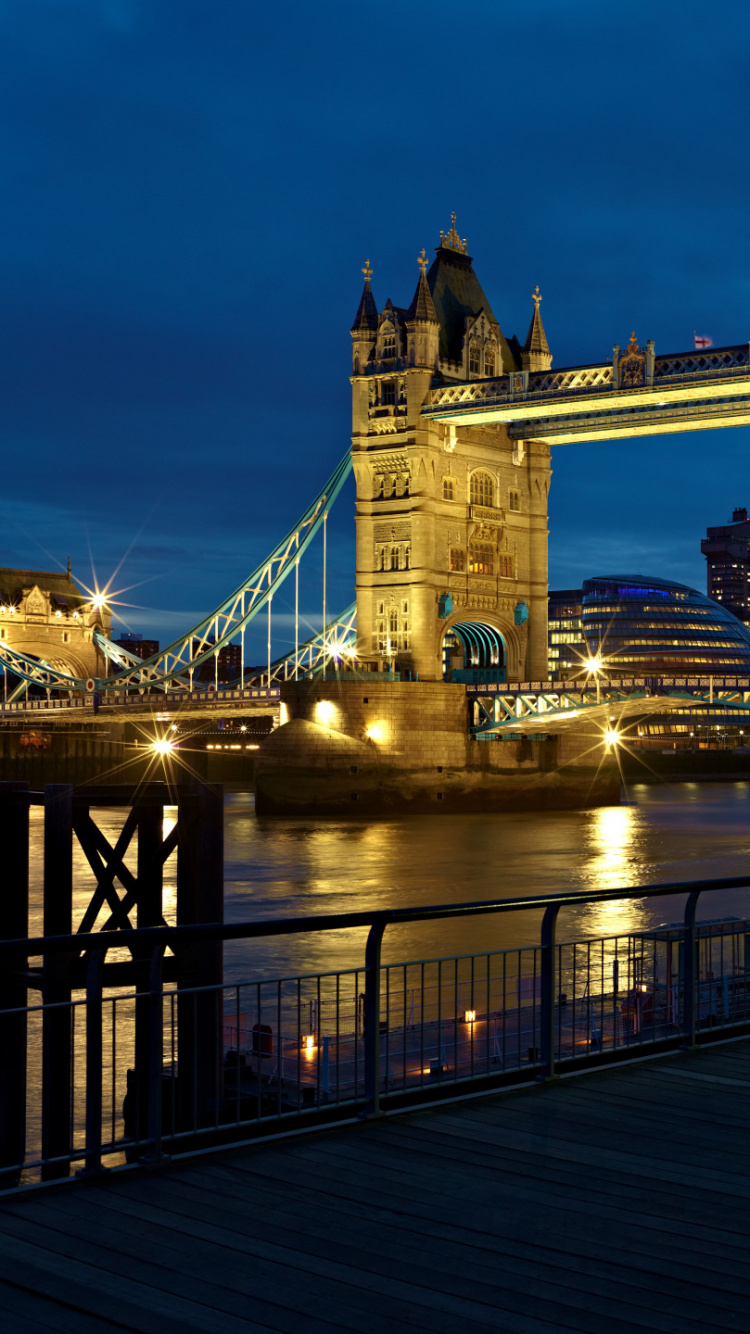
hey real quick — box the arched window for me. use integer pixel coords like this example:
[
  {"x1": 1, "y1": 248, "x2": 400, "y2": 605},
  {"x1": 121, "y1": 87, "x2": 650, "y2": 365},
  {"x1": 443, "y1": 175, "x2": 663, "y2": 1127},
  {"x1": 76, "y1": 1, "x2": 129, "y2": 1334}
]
[
  {"x1": 469, "y1": 543, "x2": 495, "y2": 576},
  {"x1": 390, "y1": 546, "x2": 400, "y2": 571},
  {"x1": 450, "y1": 548, "x2": 465, "y2": 572},
  {"x1": 469, "y1": 342, "x2": 481, "y2": 375},
  {"x1": 403, "y1": 473, "x2": 410, "y2": 497},
  {"x1": 443, "y1": 477, "x2": 455, "y2": 501},
  {"x1": 388, "y1": 608, "x2": 399, "y2": 636},
  {"x1": 470, "y1": 471, "x2": 494, "y2": 507},
  {"x1": 375, "y1": 473, "x2": 385, "y2": 499},
  {"x1": 378, "y1": 547, "x2": 386, "y2": 571},
  {"x1": 380, "y1": 325, "x2": 396, "y2": 358},
  {"x1": 508, "y1": 490, "x2": 520, "y2": 511},
  {"x1": 404, "y1": 545, "x2": 410, "y2": 570},
  {"x1": 484, "y1": 348, "x2": 495, "y2": 377}
]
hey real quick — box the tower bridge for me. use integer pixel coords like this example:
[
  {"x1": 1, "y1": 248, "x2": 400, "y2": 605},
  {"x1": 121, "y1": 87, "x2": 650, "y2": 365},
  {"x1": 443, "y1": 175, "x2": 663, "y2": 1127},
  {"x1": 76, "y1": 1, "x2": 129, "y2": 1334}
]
[{"x1": 2, "y1": 214, "x2": 750, "y2": 782}]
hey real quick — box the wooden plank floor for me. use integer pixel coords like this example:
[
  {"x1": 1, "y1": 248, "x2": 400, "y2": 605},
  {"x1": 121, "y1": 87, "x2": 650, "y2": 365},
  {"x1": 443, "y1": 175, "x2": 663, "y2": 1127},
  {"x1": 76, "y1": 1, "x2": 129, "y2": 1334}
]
[{"x1": 3, "y1": 1040, "x2": 750, "y2": 1333}]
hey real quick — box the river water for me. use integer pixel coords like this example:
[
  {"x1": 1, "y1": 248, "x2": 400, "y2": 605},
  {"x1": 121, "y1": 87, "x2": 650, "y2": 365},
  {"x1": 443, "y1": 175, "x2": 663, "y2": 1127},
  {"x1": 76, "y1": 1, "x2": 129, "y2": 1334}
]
[{"x1": 27, "y1": 782, "x2": 750, "y2": 985}]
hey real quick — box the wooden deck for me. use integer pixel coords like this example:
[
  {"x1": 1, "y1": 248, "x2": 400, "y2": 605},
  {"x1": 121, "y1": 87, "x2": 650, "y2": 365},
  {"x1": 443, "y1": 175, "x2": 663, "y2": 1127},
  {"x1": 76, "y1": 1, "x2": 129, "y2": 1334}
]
[{"x1": 2, "y1": 1039, "x2": 750, "y2": 1333}]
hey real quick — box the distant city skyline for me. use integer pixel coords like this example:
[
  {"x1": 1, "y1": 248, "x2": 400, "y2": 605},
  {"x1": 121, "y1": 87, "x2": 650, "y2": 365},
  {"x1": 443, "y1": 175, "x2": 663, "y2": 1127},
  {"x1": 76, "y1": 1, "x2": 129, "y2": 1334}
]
[{"x1": 0, "y1": 0, "x2": 747, "y2": 655}]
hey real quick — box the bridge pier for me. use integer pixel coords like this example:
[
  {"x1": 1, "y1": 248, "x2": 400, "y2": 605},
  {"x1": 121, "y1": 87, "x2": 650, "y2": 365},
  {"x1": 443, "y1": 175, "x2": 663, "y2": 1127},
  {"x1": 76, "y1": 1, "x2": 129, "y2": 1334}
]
[{"x1": 255, "y1": 679, "x2": 619, "y2": 816}]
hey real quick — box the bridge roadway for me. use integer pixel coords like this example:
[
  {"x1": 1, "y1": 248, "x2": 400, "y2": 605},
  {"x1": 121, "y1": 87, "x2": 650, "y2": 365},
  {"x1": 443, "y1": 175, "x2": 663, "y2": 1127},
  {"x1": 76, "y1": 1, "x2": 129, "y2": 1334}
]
[
  {"x1": 0, "y1": 684, "x2": 281, "y2": 722},
  {"x1": 3, "y1": 675, "x2": 750, "y2": 735},
  {"x1": 1, "y1": 1034, "x2": 749, "y2": 1332}
]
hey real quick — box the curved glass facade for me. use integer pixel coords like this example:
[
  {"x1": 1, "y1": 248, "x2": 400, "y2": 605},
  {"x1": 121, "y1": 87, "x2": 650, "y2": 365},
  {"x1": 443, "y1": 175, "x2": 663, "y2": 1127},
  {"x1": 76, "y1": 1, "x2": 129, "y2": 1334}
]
[{"x1": 580, "y1": 576, "x2": 750, "y2": 675}]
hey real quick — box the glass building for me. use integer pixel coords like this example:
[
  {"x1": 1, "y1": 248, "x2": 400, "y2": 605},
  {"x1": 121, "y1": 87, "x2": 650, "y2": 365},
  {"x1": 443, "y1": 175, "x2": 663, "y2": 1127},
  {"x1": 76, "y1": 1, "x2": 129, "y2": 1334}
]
[{"x1": 549, "y1": 575, "x2": 750, "y2": 679}]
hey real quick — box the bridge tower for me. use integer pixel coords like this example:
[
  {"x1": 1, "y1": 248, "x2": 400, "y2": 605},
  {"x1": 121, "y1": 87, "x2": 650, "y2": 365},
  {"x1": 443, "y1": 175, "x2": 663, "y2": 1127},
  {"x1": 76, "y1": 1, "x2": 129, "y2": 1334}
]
[{"x1": 351, "y1": 216, "x2": 551, "y2": 683}]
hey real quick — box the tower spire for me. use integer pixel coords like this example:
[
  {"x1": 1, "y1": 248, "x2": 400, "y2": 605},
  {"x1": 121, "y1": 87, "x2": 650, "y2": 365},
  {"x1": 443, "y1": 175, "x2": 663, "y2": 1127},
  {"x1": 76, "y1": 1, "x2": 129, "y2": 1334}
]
[
  {"x1": 521, "y1": 285, "x2": 552, "y2": 371},
  {"x1": 406, "y1": 248, "x2": 438, "y2": 323},
  {"x1": 351, "y1": 257, "x2": 378, "y2": 331}
]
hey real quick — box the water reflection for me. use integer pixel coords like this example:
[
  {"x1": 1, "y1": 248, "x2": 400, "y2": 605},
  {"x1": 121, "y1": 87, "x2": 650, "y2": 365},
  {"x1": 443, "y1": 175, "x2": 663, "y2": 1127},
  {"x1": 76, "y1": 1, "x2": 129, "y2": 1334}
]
[{"x1": 25, "y1": 783, "x2": 750, "y2": 985}]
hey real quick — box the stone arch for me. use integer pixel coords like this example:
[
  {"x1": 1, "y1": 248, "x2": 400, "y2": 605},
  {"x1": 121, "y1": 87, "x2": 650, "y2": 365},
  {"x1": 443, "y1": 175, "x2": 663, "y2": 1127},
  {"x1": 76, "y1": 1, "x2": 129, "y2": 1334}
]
[
  {"x1": 17, "y1": 642, "x2": 89, "y2": 681},
  {"x1": 439, "y1": 611, "x2": 521, "y2": 681}
]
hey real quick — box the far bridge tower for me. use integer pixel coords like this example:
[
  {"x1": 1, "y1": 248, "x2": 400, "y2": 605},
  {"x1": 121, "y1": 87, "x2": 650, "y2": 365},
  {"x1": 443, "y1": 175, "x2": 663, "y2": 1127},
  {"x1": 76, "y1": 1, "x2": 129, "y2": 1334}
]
[{"x1": 351, "y1": 215, "x2": 551, "y2": 683}]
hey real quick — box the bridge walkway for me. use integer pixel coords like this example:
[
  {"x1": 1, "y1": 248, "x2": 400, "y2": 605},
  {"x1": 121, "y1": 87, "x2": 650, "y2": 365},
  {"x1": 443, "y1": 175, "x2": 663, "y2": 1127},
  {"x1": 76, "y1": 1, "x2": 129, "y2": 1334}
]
[{"x1": 2, "y1": 1037, "x2": 750, "y2": 1333}]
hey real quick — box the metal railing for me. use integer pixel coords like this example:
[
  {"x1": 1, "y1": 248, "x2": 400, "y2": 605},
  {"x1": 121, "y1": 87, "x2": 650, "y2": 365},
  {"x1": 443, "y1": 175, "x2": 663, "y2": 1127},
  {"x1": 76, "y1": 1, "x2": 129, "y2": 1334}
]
[{"x1": 3, "y1": 875, "x2": 750, "y2": 1192}]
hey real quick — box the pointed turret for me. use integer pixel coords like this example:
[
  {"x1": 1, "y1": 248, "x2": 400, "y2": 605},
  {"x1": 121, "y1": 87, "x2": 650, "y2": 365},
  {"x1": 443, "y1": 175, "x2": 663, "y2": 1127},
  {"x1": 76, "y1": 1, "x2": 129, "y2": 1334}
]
[
  {"x1": 406, "y1": 248, "x2": 439, "y2": 375},
  {"x1": 351, "y1": 258, "x2": 378, "y2": 332},
  {"x1": 521, "y1": 286, "x2": 552, "y2": 372},
  {"x1": 351, "y1": 259, "x2": 378, "y2": 376},
  {"x1": 407, "y1": 248, "x2": 438, "y2": 323}
]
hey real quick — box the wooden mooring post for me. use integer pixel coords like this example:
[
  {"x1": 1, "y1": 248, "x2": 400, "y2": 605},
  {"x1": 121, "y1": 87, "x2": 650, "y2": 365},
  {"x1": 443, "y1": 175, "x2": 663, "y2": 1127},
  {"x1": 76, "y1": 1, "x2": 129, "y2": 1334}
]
[{"x1": 0, "y1": 779, "x2": 224, "y2": 1184}]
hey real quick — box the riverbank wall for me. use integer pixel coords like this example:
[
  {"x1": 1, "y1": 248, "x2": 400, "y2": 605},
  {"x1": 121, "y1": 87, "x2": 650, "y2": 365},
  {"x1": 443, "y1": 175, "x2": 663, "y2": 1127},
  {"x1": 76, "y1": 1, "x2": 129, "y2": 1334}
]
[
  {"x1": 254, "y1": 679, "x2": 619, "y2": 817},
  {"x1": 0, "y1": 721, "x2": 256, "y2": 787}
]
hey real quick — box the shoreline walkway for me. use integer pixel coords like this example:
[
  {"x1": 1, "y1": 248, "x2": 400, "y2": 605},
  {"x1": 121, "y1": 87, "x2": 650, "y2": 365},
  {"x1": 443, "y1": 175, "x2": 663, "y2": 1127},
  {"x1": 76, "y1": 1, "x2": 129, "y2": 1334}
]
[{"x1": 2, "y1": 1037, "x2": 750, "y2": 1333}]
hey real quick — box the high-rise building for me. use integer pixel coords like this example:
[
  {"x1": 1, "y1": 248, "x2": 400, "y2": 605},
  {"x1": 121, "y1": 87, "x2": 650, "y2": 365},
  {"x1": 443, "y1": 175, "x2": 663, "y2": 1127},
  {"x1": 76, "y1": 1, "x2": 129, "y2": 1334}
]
[
  {"x1": 548, "y1": 589, "x2": 586, "y2": 678},
  {"x1": 701, "y1": 508, "x2": 750, "y2": 624},
  {"x1": 113, "y1": 632, "x2": 160, "y2": 660}
]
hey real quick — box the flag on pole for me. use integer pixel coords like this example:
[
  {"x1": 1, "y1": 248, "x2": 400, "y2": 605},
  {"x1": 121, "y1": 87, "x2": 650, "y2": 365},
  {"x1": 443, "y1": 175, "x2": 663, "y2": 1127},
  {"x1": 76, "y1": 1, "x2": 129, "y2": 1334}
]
[{"x1": 694, "y1": 334, "x2": 713, "y2": 349}]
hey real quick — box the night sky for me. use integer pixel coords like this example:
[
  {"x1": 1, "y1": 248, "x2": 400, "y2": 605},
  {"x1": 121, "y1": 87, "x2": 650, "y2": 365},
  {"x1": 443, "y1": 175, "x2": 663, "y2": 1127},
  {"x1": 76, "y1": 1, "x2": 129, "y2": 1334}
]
[{"x1": 1, "y1": 0, "x2": 748, "y2": 660}]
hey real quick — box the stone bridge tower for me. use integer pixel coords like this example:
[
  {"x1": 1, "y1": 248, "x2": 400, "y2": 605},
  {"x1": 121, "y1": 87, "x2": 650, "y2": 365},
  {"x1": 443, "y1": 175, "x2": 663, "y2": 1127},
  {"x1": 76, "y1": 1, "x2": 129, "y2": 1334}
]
[
  {"x1": 350, "y1": 216, "x2": 551, "y2": 683},
  {"x1": 0, "y1": 564, "x2": 112, "y2": 683}
]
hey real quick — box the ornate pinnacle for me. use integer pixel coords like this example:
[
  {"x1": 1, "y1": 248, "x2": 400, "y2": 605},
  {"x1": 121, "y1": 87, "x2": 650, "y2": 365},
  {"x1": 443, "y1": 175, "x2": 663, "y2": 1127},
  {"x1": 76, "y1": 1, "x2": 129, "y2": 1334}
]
[
  {"x1": 417, "y1": 247, "x2": 428, "y2": 275},
  {"x1": 439, "y1": 211, "x2": 467, "y2": 255},
  {"x1": 362, "y1": 258, "x2": 373, "y2": 283},
  {"x1": 532, "y1": 285, "x2": 542, "y2": 309}
]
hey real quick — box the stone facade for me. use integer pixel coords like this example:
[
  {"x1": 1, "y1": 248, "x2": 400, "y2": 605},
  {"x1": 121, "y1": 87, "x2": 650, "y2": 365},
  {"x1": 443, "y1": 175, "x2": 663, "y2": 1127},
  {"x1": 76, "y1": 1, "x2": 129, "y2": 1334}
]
[
  {"x1": 0, "y1": 566, "x2": 111, "y2": 682},
  {"x1": 351, "y1": 218, "x2": 552, "y2": 684}
]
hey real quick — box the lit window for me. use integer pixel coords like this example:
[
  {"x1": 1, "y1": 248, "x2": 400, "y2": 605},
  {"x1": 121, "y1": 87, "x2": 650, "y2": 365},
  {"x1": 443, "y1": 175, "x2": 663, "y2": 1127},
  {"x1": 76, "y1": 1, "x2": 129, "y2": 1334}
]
[
  {"x1": 470, "y1": 471, "x2": 494, "y2": 507},
  {"x1": 450, "y1": 548, "x2": 465, "y2": 572},
  {"x1": 469, "y1": 543, "x2": 494, "y2": 576}
]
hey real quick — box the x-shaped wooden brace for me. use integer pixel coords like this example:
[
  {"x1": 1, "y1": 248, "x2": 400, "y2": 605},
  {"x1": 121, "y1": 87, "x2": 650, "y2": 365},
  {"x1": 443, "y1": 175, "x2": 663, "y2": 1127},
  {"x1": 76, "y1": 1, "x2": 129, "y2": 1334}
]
[{"x1": 73, "y1": 808, "x2": 180, "y2": 952}]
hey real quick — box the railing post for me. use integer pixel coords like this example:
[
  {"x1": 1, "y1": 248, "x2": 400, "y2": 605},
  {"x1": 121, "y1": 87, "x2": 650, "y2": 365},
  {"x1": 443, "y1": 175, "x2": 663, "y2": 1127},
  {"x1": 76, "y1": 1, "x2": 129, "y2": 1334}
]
[
  {"x1": 539, "y1": 903, "x2": 561, "y2": 1080},
  {"x1": 41, "y1": 783, "x2": 74, "y2": 1181},
  {"x1": 0, "y1": 781, "x2": 29, "y2": 1188},
  {"x1": 78, "y1": 948, "x2": 106, "y2": 1177},
  {"x1": 683, "y1": 889, "x2": 701, "y2": 1049},
  {"x1": 363, "y1": 920, "x2": 386, "y2": 1116},
  {"x1": 142, "y1": 943, "x2": 168, "y2": 1165}
]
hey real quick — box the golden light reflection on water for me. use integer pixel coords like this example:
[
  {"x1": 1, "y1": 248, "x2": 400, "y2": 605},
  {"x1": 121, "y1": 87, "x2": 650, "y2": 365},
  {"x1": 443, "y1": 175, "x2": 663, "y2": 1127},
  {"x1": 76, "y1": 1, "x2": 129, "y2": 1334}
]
[{"x1": 578, "y1": 804, "x2": 644, "y2": 941}]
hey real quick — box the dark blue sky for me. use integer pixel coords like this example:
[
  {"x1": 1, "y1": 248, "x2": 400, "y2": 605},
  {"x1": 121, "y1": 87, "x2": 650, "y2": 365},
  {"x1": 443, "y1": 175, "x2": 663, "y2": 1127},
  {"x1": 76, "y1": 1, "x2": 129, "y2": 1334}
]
[{"x1": 1, "y1": 0, "x2": 748, "y2": 658}]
